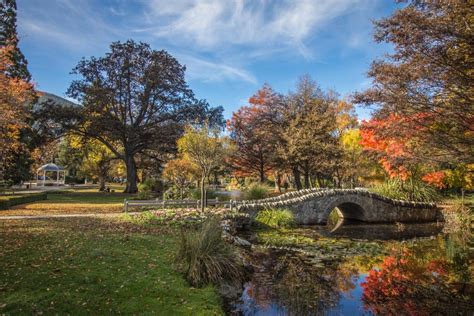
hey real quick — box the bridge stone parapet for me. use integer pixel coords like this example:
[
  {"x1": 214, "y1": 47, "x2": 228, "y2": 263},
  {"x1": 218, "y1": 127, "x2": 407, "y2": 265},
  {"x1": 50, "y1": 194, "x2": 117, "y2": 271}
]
[{"x1": 238, "y1": 189, "x2": 442, "y2": 224}]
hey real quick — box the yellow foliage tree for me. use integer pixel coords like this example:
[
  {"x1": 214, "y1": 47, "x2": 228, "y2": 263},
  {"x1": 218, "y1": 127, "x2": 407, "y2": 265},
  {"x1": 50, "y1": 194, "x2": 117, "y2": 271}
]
[
  {"x1": 162, "y1": 158, "x2": 197, "y2": 199},
  {"x1": 177, "y1": 125, "x2": 233, "y2": 210}
]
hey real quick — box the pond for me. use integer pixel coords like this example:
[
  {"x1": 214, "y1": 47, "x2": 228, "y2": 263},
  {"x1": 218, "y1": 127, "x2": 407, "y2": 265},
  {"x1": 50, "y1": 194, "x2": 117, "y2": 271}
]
[{"x1": 231, "y1": 219, "x2": 473, "y2": 315}]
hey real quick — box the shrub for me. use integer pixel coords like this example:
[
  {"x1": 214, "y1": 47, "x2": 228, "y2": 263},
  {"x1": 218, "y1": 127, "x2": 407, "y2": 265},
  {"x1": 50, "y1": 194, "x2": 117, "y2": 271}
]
[
  {"x1": 138, "y1": 178, "x2": 159, "y2": 192},
  {"x1": 176, "y1": 217, "x2": 243, "y2": 287},
  {"x1": 65, "y1": 175, "x2": 85, "y2": 184},
  {"x1": 244, "y1": 183, "x2": 268, "y2": 200},
  {"x1": 190, "y1": 188, "x2": 217, "y2": 200},
  {"x1": 133, "y1": 191, "x2": 154, "y2": 200},
  {"x1": 371, "y1": 178, "x2": 441, "y2": 202},
  {"x1": 255, "y1": 209, "x2": 295, "y2": 228}
]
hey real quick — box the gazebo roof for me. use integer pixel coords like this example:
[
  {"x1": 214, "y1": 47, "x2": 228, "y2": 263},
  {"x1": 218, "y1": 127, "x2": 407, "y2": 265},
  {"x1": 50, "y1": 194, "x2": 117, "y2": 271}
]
[{"x1": 37, "y1": 163, "x2": 65, "y2": 172}]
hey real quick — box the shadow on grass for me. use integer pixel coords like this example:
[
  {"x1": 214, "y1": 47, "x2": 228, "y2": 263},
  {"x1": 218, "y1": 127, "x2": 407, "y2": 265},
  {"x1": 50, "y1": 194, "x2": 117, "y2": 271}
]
[{"x1": 0, "y1": 216, "x2": 223, "y2": 315}]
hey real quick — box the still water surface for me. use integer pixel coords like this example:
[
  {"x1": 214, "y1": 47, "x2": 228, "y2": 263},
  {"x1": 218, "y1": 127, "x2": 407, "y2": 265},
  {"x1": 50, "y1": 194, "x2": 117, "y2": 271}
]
[{"x1": 234, "y1": 220, "x2": 473, "y2": 315}]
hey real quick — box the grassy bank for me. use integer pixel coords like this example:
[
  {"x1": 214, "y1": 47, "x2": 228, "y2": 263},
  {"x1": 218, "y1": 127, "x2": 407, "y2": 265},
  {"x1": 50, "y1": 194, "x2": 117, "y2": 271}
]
[{"x1": 0, "y1": 217, "x2": 223, "y2": 315}]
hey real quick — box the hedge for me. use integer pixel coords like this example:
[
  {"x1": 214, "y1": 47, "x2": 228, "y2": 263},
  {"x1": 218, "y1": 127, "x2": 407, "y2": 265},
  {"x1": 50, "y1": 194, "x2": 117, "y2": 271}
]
[{"x1": 0, "y1": 193, "x2": 47, "y2": 210}]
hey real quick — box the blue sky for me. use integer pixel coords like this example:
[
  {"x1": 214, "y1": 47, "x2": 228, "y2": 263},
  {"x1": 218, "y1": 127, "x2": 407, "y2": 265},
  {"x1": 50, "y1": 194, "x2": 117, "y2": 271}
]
[{"x1": 17, "y1": 0, "x2": 399, "y2": 120}]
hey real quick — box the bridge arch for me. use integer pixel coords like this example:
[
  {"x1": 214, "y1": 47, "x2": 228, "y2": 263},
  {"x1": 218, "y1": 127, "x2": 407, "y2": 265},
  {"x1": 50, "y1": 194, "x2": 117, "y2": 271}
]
[{"x1": 320, "y1": 195, "x2": 372, "y2": 223}]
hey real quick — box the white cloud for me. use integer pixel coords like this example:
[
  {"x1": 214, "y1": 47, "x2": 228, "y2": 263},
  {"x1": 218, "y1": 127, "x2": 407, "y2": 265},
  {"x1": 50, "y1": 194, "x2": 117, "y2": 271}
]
[
  {"x1": 16, "y1": 0, "x2": 378, "y2": 86},
  {"x1": 179, "y1": 55, "x2": 257, "y2": 84},
  {"x1": 141, "y1": 0, "x2": 365, "y2": 55},
  {"x1": 17, "y1": 0, "x2": 122, "y2": 51}
]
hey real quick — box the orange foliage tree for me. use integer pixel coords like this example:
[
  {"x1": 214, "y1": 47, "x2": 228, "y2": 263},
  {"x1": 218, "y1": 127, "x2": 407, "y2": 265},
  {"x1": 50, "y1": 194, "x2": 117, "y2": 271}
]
[
  {"x1": 0, "y1": 45, "x2": 35, "y2": 182},
  {"x1": 360, "y1": 113, "x2": 449, "y2": 187}
]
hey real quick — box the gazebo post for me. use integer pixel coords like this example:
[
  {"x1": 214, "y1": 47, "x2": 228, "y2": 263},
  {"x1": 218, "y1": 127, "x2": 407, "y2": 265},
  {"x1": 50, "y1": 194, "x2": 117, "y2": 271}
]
[{"x1": 43, "y1": 170, "x2": 46, "y2": 186}]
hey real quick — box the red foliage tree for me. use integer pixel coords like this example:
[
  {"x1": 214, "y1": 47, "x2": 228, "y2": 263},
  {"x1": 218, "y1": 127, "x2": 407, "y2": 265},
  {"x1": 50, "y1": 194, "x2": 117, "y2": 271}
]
[
  {"x1": 360, "y1": 113, "x2": 452, "y2": 187},
  {"x1": 227, "y1": 84, "x2": 280, "y2": 182}
]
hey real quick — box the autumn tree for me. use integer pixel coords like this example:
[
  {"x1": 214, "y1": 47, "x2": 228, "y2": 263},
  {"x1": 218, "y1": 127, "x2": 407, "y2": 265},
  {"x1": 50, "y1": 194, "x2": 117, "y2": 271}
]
[
  {"x1": 227, "y1": 84, "x2": 280, "y2": 182},
  {"x1": 75, "y1": 138, "x2": 116, "y2": 190},
  {"x1": 282, "y1": 75, "x2": 341, "y2": 189},
  {"x1": 0, "y1": 45, "x2": 35, "y2": 183},
  {"x1": 230, "y1": 77, "x2": 360, "y2": 190},
  {"x1": 177, "y1": 125, "x2": 233, "y2": 211},
  {"x1": 162, "y1": 158, "x2": 197, "y2": 199},
  {"x1": 354, "y1": 1, "x2": 474, "y2": 165},
  {"x1": 339, "y1": 128, "x2": 366, "y2": 188},
  {"x1": 40, "y1": 40, "x2": 223, "y2": 193},
  {"x1": 0, "y1": 0, "x2": 38, "y2": 184}
]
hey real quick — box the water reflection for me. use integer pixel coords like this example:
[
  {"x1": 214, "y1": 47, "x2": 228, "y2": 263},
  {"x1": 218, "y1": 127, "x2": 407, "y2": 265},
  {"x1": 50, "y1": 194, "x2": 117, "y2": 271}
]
[
  {"x1": 234, "y1": 223, "x2": 473, "y2": 315},
  {"x1": 326, "y1": 220, "x2": 444, "y2": 240}
]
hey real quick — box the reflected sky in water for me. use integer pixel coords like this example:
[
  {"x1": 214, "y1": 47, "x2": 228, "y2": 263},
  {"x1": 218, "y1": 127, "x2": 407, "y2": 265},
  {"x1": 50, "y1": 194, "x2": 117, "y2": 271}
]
[{"x1": 233, "y1": 222, "x2": 473, "y2": 315}]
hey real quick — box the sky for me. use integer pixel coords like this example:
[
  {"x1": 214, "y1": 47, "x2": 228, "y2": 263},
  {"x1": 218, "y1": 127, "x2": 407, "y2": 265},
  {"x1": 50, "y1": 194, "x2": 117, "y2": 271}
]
[{"x1": 16, "y1": 0, "x2": 400, "y2": 120}]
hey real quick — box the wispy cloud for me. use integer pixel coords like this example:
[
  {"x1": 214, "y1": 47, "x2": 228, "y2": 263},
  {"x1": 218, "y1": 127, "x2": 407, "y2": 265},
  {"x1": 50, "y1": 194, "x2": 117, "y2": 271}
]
[
  {"x1": 179, "y1": 55, "x2": 257, "y2": 84},
  {"x1": 17, "y1": 0, "x2": 122, "y2": 51},
  {"x1": 140, "y1": 0, "x2": 366, "y2": 57},
  {"x1": 17, "y1": 0, "x2": 380, "y2": 87}
]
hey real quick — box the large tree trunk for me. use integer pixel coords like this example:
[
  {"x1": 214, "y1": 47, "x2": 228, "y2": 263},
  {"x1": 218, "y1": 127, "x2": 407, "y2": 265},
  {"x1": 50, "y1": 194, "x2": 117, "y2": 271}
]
[
  {"x1": 98, "y1": 174, "x2": 106, "y2": 191},
  {"x1": 124, "y1": 154, "x2": 138, "y2": 193},
  {"x1": 259, "y1": 156, "x2": 265, "y2": 183},
  {"x1": 274, "y1": 171, "x2": 282, "y2": 193},
  {"x1": 292, "y1": 166, "x2": 302, "y2": 191},
  {"x1": 303, "y1": 161, "x2": 310, "y2": 189},
  {"x1": 315, "y1": 174, "x2": 322, "y2": 188},
  {"x1": 98, "y1": 162, "x2": 108, "y2": 191}
]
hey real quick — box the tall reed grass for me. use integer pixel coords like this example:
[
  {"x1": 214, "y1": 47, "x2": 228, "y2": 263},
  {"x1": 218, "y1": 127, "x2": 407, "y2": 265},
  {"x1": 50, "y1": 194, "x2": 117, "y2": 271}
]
[{"x1": 176, "y1": 218, "x2": 243, "y2": 287}]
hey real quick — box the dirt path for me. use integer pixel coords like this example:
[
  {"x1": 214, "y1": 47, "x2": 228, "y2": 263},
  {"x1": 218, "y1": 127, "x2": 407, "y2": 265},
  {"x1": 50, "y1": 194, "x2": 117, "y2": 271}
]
[{"x1": 0, "y1": 212, "x2": 139, "y2": 220}]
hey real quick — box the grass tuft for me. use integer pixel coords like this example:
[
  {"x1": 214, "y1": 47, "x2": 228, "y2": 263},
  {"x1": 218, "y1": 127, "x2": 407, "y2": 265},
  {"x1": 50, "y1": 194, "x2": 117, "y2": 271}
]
[
  {"x1": 176, "y1": 217, "x2": 243, "y2": 287},
  {"x1": 371, "y1": 178, "x2": 441, "y2": 202}
]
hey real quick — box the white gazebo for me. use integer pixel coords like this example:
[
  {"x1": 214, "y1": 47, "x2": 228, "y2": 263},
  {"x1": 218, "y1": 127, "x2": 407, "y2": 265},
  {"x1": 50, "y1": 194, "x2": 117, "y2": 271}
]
[{"x1": 36, "y1": 163, "x2": 66, "y2": 186}]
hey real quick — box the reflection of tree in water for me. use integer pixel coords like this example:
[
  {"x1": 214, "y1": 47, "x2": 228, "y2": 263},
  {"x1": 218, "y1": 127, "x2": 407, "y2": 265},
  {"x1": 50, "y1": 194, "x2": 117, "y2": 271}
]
[
  {"x1": 361, "y1": 243, "x2": 473, "y2": 315},
  {"x1": 446, "y1": 232, "x2": 471, "y2": 287},
  {"x1": 246, "y1": 250, "x2": 358, "y2": 315}
]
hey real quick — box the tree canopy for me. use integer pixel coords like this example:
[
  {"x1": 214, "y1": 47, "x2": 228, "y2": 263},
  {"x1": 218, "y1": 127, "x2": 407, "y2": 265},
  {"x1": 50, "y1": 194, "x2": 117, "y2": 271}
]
[
  {"x1": 354, "y1": 0, "x2": 474, "y2": 165},
  {"x1": 40, "y1": 40, "x2": 223, "y2": 193}
]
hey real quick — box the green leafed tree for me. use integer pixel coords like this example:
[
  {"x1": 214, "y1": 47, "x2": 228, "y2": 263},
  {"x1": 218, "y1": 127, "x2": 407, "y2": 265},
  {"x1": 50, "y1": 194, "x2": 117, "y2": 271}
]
[{"x1": 0, "y1": 0, "x2": 31, "y2": 81}]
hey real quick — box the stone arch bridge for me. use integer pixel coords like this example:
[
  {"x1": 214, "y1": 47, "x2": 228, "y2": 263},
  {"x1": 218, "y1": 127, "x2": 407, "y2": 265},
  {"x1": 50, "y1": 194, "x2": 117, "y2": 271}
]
[{"x1": 237, "y1": 189, "x2": 442, "y2": 224}]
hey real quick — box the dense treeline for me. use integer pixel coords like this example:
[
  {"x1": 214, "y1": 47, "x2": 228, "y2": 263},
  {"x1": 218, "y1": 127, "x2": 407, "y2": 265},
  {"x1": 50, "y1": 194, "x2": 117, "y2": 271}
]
[
  {"x1": 1, "y1": 0, "x2": 472, "y2": 199},
  {"x1": 227, "y1": 76, "x2": 367, "y2": 190}
]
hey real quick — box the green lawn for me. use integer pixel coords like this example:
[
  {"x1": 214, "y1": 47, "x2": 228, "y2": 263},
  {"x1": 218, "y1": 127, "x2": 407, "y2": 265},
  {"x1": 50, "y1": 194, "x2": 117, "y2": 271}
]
[{"x1": 0, "y1": 217, "x2": 223, "y2": 315}]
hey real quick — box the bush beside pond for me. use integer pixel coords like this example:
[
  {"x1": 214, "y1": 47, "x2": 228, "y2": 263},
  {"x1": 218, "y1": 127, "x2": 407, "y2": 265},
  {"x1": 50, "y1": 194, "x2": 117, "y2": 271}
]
[{"x1": 244, "y1": 183, "x2": 269, "y2": 200}]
